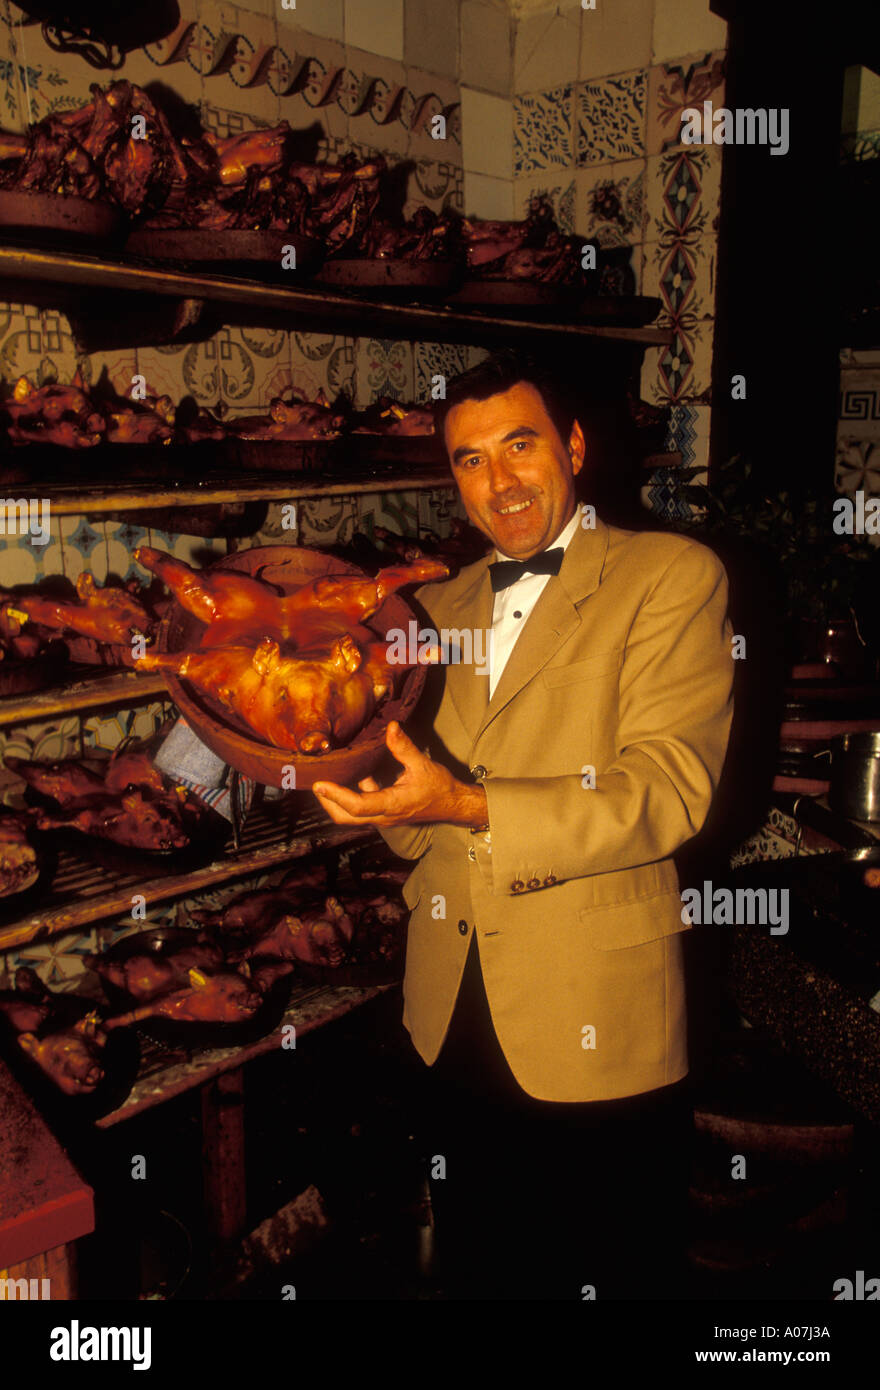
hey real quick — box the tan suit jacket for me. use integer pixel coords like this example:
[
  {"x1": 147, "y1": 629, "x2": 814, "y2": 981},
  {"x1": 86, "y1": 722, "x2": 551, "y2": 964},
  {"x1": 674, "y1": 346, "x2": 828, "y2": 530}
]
[{"x1": 381, "y1": 515, "x2": 734, "y2": 1102}]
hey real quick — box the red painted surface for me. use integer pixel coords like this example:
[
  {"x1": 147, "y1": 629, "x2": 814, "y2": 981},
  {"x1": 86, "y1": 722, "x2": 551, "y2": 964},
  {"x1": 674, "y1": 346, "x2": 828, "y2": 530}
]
[{"x1": 0, "y1": 1060, "x2": 94, "y2": 1268}]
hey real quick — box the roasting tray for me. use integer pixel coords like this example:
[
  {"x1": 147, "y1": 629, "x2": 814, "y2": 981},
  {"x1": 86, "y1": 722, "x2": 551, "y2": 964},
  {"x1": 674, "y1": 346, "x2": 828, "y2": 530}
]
[
  {"x1": 156, "y1": 546, "x2": 430, "y2": 789},
  {"x1": 0, "y1": 191, "x2": 125, "y2": 244},
  {"x1": 125, "y1": 228, "x2": 324, "y2": 277},
  {"x1": 315, "y1": 258, "x2": 459, "y2": 294}
]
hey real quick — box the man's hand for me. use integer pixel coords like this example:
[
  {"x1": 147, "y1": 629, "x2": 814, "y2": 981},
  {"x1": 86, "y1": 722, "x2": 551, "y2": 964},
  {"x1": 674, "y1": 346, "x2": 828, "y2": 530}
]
[{"x1": 312, "y1": 720, "x2": 488, "y2": 829}]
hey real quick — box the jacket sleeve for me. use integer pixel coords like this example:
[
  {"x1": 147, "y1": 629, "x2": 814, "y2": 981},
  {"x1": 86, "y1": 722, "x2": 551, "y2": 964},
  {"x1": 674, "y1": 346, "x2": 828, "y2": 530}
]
[
  {"x1": 376, "y1": 824, "x2": 435, "y2": 860},
  {"x1": 476, "y1": 542, "x2": 735, "y2": 894}
]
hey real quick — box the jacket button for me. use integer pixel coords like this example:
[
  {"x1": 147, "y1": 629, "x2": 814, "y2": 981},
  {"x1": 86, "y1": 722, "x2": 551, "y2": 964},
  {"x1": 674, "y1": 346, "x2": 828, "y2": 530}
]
[
  {"x1": 470, "y1": 764, "x2": 487, "y2": 781},
  {"x1": 511, "y1": 880, "x2": 524, "y2": 893},
  {"x1": 527, "y1": 877, "x2": 540, "y2": 890},
  {"x1": 543, "y1": 875, "x2": 557, "y2": 886},
  {"x1": 458, "y1": 919, "x2": 469, "y2": 935}
]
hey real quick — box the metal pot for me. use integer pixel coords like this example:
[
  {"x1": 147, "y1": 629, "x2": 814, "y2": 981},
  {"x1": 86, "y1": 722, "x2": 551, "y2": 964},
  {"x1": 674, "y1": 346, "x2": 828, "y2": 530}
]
[{"x1": 827, "y1": 731, "x2": 880, "y2": 822}]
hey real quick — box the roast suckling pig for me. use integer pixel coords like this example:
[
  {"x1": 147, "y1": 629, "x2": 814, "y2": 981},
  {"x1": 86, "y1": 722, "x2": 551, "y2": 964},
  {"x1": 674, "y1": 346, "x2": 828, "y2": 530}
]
[
  {"x1": 18, "y1": 1012, "x2": 106, "y2": 1095},
  {"x1": 87, "y1": 935, "x2": 225, "y2": 1003},
  {"x1": 34, "y1": 789, "x2": 192, "y2": 852},
  {"x1": 188, "y1": 862, "x2": 330, "y2": 934},
  {"x1": 352, "y1": 397, "x2": 435, "y2": 436},
  {"x1": 3, "y1": 572, "x2": 154, "y2": 648},
  {"x1": 9, "y1": 750, "x2": 202, "y2": 851},
  {"x1": 136, "y1": 633, "x2": 406, "y2": 754},
  {"x1": 0, "y1": 814, "x2": 39, "y2": 897},
  {"x1": 133, "y1": 546, "x2": 448, "y2": 649},
  {"x1": 225, "y1": 390, "x2": 345, "y2": 443},
  {"x1": 104, "y1": 967, "x2": 263, "y2": 1027},
  {"x1": 361, "y1": 206, "x2": 456, "y2": 262},
  {"x1": 289, "y1": 154, "x2": 385, "y2": 255},
  {"x1": 0, "y1": 81, "x2": 186, "y2": 214},
  {"x1": 245, "y1": 896, "x2": 355, "y2": 968},
  {"x1": 3, "y1": 374, "x2": 105, "y2": 447},
  {"x1": 462, "y1": 196, "x2": 584, "y2": 286}
]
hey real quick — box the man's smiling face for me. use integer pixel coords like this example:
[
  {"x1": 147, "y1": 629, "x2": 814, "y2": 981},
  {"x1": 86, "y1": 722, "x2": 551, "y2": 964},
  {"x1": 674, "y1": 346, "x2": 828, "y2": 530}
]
[{"x1": 444, "y1": 382, "x2": 585, "y2": 559}]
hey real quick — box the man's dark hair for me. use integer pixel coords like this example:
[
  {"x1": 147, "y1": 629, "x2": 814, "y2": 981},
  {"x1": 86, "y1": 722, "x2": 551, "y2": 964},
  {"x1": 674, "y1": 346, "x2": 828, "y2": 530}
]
[{"x1": 434, "y1": 350, "x2": 578, "y2": 446}]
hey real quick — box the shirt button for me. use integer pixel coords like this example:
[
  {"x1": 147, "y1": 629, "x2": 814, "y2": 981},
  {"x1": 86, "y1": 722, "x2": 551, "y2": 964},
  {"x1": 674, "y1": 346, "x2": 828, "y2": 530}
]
[
  {"x1": 467, "y1": 845, "x2": 476, "y2": 862},
  {"x1": 527, "y1": 877, "x2": 540, "y2": 890},
  {"x1": 458, "y1": 919, "x2": 469, "y2": 935},
  {"x1": 513, "y1": 610, "x2": 522, "y2": 619},
  {"x1": 543, "y1": 875, "x2": 557, "y2": 887},
  {"x1": 511, "y1": 880, "x2": 525, "y2": 893},
  {"x1": 470, "y1": 764, "x2": 487, "y2": 781}
]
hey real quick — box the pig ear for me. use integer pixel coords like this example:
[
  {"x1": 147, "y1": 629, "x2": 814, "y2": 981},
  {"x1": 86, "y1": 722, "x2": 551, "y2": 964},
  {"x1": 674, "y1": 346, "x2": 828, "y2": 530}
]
[
  {"x1": 332, "y1": 634, "x2": 362, "y2": 672},
  {"x1": 76, "y1": 573, "x2": 96, "y2": 599},
  {"x1": 188, "y1": 967, "x2": 208, "y2": 990},
  {"x1": 17, "y1": 1032, "x2": 36, "y2": 1054},
  {"x1": 315, "y1": 388, "x2": 329, "y2": 407}
]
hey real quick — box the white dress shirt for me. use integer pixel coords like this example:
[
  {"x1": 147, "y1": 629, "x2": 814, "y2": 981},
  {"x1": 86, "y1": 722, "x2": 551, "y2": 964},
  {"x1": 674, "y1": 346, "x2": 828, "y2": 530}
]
[{"x1": 488, "y1": 507, "x2": 581, "y2": 698}]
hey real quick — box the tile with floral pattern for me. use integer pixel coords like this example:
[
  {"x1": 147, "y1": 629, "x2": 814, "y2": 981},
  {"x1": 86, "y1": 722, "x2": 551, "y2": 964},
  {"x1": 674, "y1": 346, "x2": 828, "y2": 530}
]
[
  {"x1": 297, "y1": 493, "x2": 358, "y2": 548},
  {"x1": 356, "y1": 489, "x2": 419, "y2": 541},
  {"x1": 576, "y1": 70, "x2": 646, "y2": 168},
  {"x1": 645, "y1": 146, "x2": 721, "y2": 244},
  {"x1": 413, "y1": 342, "x2": 470, "y2": 401},
  {"x1": 514, "y1": 175, "x2": 577, "y2": 233},
  {"x1": 575, "y1": 160, "x2": 645, "y2": 247},
  {"x1": 646, "y1": 50, "x2": 726, "y2": 156},
  {"x1": 354, "y1": 338, "x2": 414, "y2": 407},
  {"x1": 215, "y1": 325, "x2": 293, "y2": 411},
  {"x1": 7, "y1": 930, "x2": 100, "y2": 992},
  {"x1": 835, "y1": 439, "x2": 880, "y2": 496},
  {"x1": 514, "y1": 86, "x2": 574, "y2": 176}
]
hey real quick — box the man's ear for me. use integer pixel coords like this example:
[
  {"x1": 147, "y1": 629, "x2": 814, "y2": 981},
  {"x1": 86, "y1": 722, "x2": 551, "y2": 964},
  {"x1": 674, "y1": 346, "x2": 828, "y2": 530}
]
[{"x1": 568, "y1": 420, "x2": 586, "y2": 475}]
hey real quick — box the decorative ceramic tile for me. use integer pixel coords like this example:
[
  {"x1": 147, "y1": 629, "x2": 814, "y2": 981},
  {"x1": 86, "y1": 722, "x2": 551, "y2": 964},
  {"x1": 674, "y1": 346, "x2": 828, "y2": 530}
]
[
  {"x1": 297, "y1": 493, "x2": 359, "y2": 547},
  {"x1": 215, "y1": 325, "x2": 293, "y2": 410},
  {"x1": 838, "y1": 371, "x2": 880, "y2": 440},
  {"x1": 514, "y1": 174, "x2": 577, "y2": 233},
  {"x1": 413, "y1": 341, "x2": 470, "y2": 401},
  {"x1": 640, "y1": 465, "x2": 705, "y2": 521},
  {"x1": 835, "y1": 439, "x2": 880, "y2": 495},
  {"x1": 575, "y1": 159, "x2": 645, "y2": 246},
  {"x1": 642, "y1": 233, "x2": 716, "y2": 322},
  {"x1": 9, "y1": 930, "x2": 99, "y2": 992},
  {"x1": 640, "y1": 318, "x2": 713, "y2": 406},
  {"x1": 355, "y1": 488, "x2": 419, "y2": 540},
  {"x1": 57, "y1": 516, "x2": 108, "y2": 584},
  {"x1": 418, "y1": 486, "x2": 469, "y2": 539},
  {"x1": 645, "y1": 146, "x2": 721, "y2": 243},
  {"x1": 405, "y1": 159, "x2": 464, "y2": 215},
  {"x1": 135, "y1": 342, "x2": 219, "y2": 406},
  {"x1": 514, "y1": 85, "x2": 574, "y2": 176},
  {"x1": 598, "y1": 242, "x2": 639, "y2": 296},
  {"x1": 664, "y1": 403, "x2": 711, "y2": 470},
  {"x1": 0, "y1": 513, "x2": 64, "y2": 586},
  {"x1": 646, "y1": 50, "x2": 726, "y2": 156},
  {"x1": 354, "y1": 338, "x2": 414, "y2": 407},
  {"x1": 104, "y1": 521, "x2": 150, "y2": 583},
  {"x1": 84, "y1": 703, "x2": 170, "y2": 753},
  {"x1": 576, "y1": 70, "x2": 646, "y2": 167},
  {"x1": 77, "y1": 347, "x2": 138, "y2": 399},
  {"x1": 289, "y1": 0, "x2": 345, "y2": 42},
  {"x1": 0, "y1": 305, "x2": 79, "y2": 386},
  {"x1": 463, "y1": 171, "x2": 513, "y2": 220}
]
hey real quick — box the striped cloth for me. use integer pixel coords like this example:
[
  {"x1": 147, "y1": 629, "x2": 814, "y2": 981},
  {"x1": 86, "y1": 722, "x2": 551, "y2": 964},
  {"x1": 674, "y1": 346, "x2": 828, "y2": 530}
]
[{"x1": 154, "y1": 716, "x2": 256, "y2": 823}]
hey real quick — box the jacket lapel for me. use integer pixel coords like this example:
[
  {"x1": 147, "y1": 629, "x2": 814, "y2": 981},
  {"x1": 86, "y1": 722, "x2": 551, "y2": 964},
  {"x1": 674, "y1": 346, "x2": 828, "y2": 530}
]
[
  {"x1": 443, "y1": 564, "x2": 493, "y2": 744},
  {"x1": 475, "y1": 515, "x2": 611, "y2": 741}
]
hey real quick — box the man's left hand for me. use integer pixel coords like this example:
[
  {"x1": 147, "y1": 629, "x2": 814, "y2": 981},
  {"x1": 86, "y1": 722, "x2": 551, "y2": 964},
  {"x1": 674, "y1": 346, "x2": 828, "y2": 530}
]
[{"x1": 312, "y1": 720, "x2": 487, "y2": 829}]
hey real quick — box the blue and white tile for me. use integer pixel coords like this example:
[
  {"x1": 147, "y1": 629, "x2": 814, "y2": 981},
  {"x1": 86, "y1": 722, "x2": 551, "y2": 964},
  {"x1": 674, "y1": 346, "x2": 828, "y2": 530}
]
[
  {"x1": 514, "y1": 85, "x2": 574, "y2": 176},
  {"x1": 576, "y1": 69, "x2": 647, "y2": 167},
  {"x1": 514, "y1": 174, "x2": 577, "y2": 232},
  {"x1": 354, "y1": 338, "x2": 414, "y2": 406}
]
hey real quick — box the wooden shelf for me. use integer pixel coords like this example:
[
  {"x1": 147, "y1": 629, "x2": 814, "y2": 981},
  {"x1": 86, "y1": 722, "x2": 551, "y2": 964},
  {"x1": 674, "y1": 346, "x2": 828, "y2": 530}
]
[
  {"x1": 30, "y1": 467, "x2": 454, "y2": 517},
  {"x1": 0, "y1": 668, "x2": 168, "y2": 729},
  {"x1": 0, "y1": 245, "x2": 672, "y2": 348},
  {"x1": 0, "y1": 804, "x2": 377, "y2": 951},
  {"x1": 96, "y1": 980, "x2": 396, "y2": 1127}
]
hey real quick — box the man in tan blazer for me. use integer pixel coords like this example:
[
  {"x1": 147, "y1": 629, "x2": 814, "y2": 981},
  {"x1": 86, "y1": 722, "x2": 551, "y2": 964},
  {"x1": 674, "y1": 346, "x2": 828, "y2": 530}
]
[{"x1": 314, "y1": 351, "x2": 734, "y2": 1298}]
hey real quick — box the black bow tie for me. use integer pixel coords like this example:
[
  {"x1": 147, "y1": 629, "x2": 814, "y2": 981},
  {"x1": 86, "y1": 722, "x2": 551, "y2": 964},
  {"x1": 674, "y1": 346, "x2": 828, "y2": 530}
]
[{"x1": 488, "y1": 547, "x2": 564, "y2": 592}]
